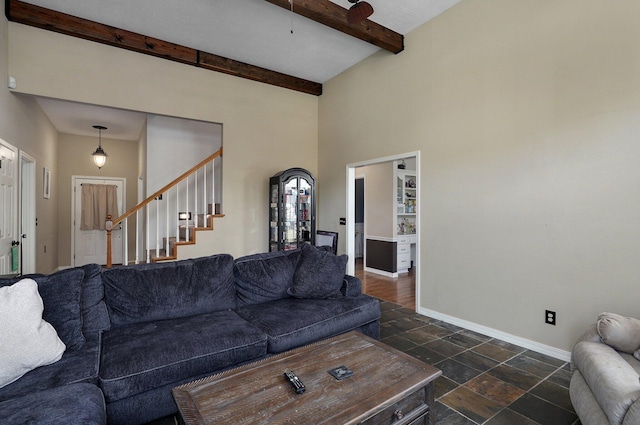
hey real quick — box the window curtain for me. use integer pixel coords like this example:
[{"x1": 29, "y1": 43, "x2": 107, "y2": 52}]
[{"x1": 80, "y1": 184, "x2": 119, "y2": 230}]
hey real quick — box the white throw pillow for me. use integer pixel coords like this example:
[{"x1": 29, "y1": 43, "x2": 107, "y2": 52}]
[{"x1": 0, "y1": 278, "x2": 66, "y2": 389}]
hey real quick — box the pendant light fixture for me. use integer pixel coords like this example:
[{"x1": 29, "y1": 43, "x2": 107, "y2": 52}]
[{"x1": 92, "y1": 125, "x2": 108, "y2": 169}]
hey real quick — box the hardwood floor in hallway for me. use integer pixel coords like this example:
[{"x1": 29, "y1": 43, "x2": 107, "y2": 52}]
[{"x1": 355, "y1": 258, "x2": 416, "y2": 310}]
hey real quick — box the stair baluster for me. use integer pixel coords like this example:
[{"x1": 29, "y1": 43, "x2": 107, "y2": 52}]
[{"x1": 105, "y1": 148, "x2": 223, "y2": 268}]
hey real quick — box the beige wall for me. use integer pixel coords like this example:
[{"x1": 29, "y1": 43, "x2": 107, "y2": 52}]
[
  {"x1": 7, "y1": 22, "x2": 318, "y2": 259},
  {"x1": 56, "y1": 133, "x2": 139, "y2": 267},
  {"x1": 0, "y1": 2, "x2": 58, "y2": 273},
  {"x1": 319, "y1": 0, "x2": 640, "y2": 352}
]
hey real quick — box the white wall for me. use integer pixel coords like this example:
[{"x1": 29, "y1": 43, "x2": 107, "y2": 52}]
[
  {"x1": 137, "y1": 117, "x2": 148, "y2": 198},
  {"x1": 318, "y1": 0, "x2": 640, "y2": 352},
  {"x1": 146, "y1": 115, "x2": 222, "y2": 194},
  {"x1": 145, "y1": 115, "x2": 223, "y2": 251}
]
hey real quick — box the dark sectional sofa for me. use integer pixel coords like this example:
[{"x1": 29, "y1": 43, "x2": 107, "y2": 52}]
[{"x1": 0, "y1": 244, "x2": 380, "y2": 425}]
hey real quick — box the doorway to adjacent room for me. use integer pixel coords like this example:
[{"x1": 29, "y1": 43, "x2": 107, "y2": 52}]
[{"x1": 346, "y1": 151, "x2": 420, "y2": 311}]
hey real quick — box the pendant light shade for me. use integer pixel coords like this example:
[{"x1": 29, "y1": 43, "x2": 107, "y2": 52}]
[{"x1": 92, "y1": 125, "x2": 108, "y2": 169}]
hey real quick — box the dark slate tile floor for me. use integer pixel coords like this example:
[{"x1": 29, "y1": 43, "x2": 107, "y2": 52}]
[
  {"x1": 377, "y1": 300, "x2": 580, "y2": 425},
  {"x1": 148, "y1": 300, "x2": 580, "y2": 425}
]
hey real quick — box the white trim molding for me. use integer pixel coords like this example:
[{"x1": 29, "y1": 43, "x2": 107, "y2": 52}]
[{"x1": 417, "y1": 307, "x2": 572, "y2": 362}]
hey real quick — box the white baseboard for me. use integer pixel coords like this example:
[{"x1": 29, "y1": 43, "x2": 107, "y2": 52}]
[
  {"x1": 417, "y1": 306, "x2": 571, "y2": 362},
  {"x1": 364, "y1": 266, "x2": 398, "y2": 278}
]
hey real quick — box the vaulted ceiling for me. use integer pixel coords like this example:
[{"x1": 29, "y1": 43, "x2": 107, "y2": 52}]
[
  {"x1": 8, "y1": 0, "x2": 462, "y2": 96},
  {"x1": 7, "y1": 0, "x2": 463, "y2": 138}
]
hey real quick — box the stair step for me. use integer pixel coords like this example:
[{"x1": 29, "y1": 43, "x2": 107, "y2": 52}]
[
  {"x1": 207, "y1": 203, "x2": 221, "y2": 215},
  {"x1": 149, "y1": 249, "x2": 171, "y2": 259},
  {"x1": 179, "y1": 226, "x2": 195, "y2": 240},
  {"x1": 195, "y1": 214, "x2": 212, "y2": 228},
  {"x1": 144, "y1": 213, "x2": 226, "y2": 263}
]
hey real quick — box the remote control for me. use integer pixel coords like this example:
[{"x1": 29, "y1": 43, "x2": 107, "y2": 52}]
[{"x1": 284, "y1": 371, "x2": 306, "y2": 394}]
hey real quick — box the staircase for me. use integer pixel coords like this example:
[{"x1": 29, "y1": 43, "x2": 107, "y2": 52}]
[
  {"x1": 150, "y1": 203, "x2": 222, "y2": 262},
  {"x1": 105, "y1": 148, "x2": 223, "y2": 267}
]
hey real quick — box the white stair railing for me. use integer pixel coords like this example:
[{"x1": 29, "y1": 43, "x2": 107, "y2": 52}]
[{"x1": 106, "y1": 148, "x2": 222, "y2": 267}]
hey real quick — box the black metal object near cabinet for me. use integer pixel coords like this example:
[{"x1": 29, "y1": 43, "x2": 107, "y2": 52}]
[{"x1": 269, "y1": 168, "x2": 316, "y2": 252}]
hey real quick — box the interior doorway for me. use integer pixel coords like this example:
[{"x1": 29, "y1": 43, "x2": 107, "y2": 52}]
[
  {"x1": 19, "y1": 151, "x2": 36, "y2": 274},
  {"x1": 354, "y1": 177, "x2": 364, "y2": 259},
  {"x1": 72, "y1": 176, "x2": 125, "y2": 266},
  {"x1": 0, "y1": 139, "x2": 18, "y2": 275},
  {"x1": 346, "y1": 151, "x2": 420, "y2": 311}
]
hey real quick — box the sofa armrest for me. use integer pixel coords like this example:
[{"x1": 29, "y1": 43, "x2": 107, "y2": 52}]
[
  {"x1": 571, "y1": 324, "x2": 601, "y2": 371},
  {"x1": 341, "y1": 275, "x2": 362, "y2": 297},
  {"x1": 573, "y1": 341, "x2": 640, "y2": 425},
  {"x1": 0, "y1": 383, "x2": 105, "y2": 425}
]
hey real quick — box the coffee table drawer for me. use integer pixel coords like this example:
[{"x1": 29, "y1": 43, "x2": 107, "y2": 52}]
[{"x1": 359, "y1": 387, "x2": 428, "y2": 425}]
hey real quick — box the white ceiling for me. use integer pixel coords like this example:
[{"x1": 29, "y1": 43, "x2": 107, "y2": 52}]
[
  {"x1": 26, "y1": 0, "x2": 463, "y2": 139},
  {"x1": 36, "y1": 98, "x2": 147, "y2": 141}
]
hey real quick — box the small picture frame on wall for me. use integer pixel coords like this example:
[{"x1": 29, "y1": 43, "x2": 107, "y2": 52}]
[{"x1": 43, "y1": 167, "x2": 51, "y2": 199}]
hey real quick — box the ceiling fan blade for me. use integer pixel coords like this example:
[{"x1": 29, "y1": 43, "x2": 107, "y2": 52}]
[{"x1": 347, "y1": 1, "x2": 374, "y2": 24}]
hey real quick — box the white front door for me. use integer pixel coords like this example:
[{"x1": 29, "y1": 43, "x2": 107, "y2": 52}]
[
  {"x1": 0, "y1": 139, "x2": 18, "y2": 275},
  {"x1": 72, "y1": 176, "x2": 125, "y2": 266}
]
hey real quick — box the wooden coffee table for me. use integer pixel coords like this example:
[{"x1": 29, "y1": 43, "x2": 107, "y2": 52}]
[{"x1": 172, "y1": 331, "x2": 441, "y2": 424}]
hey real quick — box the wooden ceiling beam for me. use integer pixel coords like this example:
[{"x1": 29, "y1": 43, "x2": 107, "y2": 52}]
[
  {"x1": 5, "y1": 0, "x2": 322, "y2": 96},
  {"x1": 265, "y1": 0, "x2": 404, "y2": 54}
]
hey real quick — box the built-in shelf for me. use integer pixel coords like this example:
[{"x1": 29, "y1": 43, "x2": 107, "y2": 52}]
[
  {"x1": 364, "y1": 161, "x2": 418, "y2": 277},
  {"x1": 395, "y1": 167, "x2": 417, "y2": 236}
]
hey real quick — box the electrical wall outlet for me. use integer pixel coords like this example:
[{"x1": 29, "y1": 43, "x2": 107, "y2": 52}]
[{"x1": 545, "y1": 310, "x2": 556, "y2": 326}]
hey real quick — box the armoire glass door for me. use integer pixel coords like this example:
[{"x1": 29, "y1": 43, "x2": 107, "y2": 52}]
[{"x1": 269, "y1": 168, "x2": 315, "y2": 252}]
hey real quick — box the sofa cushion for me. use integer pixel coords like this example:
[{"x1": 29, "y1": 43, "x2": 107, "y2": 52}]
[
  {"x1": 288, "y1": 244, "x2": 348, "y2": 299},
  {"x1": 0, "y1": 332, "x2": 102, "y2": 402},
  {"x1": 236, "y1": 295, "x2": 381, "y2": 353},
  {"x1": 0, "y1": 279, "x2": 66, "y2": 389},
  {"x1": 102, "y1": 254, "x2": 236, "y2": 327},
  {"x1": 342, "y1": 275, "x2": 363, "y2": 298},
  {"x1": 623, "y1": 399, "x2": 640, "y2": 425},
  {"x1": 0, "y1": 268, "x2": 86, "y2": 350},
  {"x1": 99, "y1": 310, "x2": 267, "y2": 402},
  {"x1": 81, "y1": 264, "x2": 110, "y2": 333},
  {"x1": 0, "y1": 383, "x2": 106, "y2": 425},
  {"x1": 572, "y1": 340, "x2": 640, "y2": 425},
  {"x1": 234, "y1": 249, "x2": 301, "y2": 307},
  {"x1": 597, "y1": 312, "x2": 640, "y2": 354}
]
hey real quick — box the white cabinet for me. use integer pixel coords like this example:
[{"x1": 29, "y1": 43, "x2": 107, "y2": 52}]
[
  {"x1": 396, "y1": 234, "x2": 416, "y2": 274},
  {"x1": 393, "y1": 162, "x2": 417, "y2": 274},
  {"x1": 395, "y1": 169, "x2": 417, "y2": 236}
]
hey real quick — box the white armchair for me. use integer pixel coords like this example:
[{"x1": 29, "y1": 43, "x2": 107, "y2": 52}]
[{"x1": 570, "y1": 312, "x2": 640, "y2": 425}]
